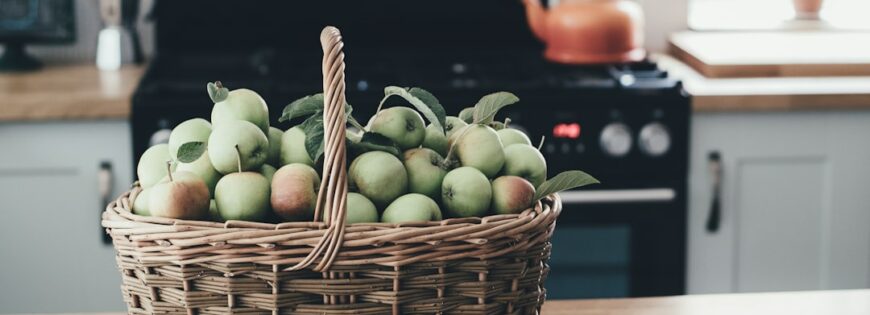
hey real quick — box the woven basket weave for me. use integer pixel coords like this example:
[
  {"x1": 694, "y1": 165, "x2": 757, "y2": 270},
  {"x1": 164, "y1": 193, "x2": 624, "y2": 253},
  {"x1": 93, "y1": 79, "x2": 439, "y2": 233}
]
[{"x1": 102, "y1": 26, "x2": 563, "y2": 315}]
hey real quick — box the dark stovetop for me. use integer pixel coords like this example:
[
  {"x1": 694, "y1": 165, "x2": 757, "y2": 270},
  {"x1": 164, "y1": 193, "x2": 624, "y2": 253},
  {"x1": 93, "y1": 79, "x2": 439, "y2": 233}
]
[{"x1": 136, "y1": 50, "x2": 678, "y2": 101}]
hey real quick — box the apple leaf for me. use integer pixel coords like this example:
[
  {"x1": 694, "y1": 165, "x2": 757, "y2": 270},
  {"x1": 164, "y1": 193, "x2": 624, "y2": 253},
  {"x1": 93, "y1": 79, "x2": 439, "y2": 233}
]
[
  {"x1": 280, "y1": 93, "x2": 363, "y2": 129},
  {"x1": 534, "y1": 170, "x2": 600, "y2": 201},
  {"x1": 300, "y1": 112, "x2": 325, "y2": 162},
  {"x1": 177, "y1": 141, "x2": 206, "y2": 163},
  {"x1": 348, "y1": 132, "x2": 401, "y2": 157},
  {"x1": 472, "y1": 92, "x2": 519, "y2": 124},
  {"x1": 280, "y1": 94, "x2": 324, "y2": 122},
  {"x1": 207, "y1": 81, "x2": 229, "y2": 103},
  {"x1": 383, "y1": 86, "x2": 447, "y2": 134}
]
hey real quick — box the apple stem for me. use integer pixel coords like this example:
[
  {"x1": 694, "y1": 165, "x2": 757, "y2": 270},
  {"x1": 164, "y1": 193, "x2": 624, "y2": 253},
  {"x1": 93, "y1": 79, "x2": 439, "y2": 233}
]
[
  {"x1": 537, "y1": 135, "x2": 546, "y2": 151},
  {"x1": 234, "y1": 144, "x2": 242, "y2": 173},
  {"x1": 215, "y1": 81, "x2": 223, "y2": 89},
  {"x1": 442, "y1": 124, "x2": 473, "y2": 168},
  {"x1": 504, "y1": 117, "x2": 511, "y2": 128},
  {"x1": 371, "y1": 95, "x2": 390, "y2": 130},
  {"x1": 166, "y1": 160, "x2": 174, "y2": 182}
]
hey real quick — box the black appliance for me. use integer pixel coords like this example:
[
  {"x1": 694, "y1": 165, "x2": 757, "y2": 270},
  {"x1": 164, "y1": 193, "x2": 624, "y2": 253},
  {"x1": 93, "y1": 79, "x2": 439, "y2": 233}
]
[{"x1": 131, "y1": 0, "x2": 689, "y2": 299}]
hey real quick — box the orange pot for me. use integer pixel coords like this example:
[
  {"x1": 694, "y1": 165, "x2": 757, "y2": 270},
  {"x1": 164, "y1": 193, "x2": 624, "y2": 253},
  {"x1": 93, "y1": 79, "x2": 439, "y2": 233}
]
[
  {"x1": 523, "y1": 0, "x2": 645, "y2": 64},
  {"x1": 793, "y1": 0, "x2": 824, "y2": 19}
]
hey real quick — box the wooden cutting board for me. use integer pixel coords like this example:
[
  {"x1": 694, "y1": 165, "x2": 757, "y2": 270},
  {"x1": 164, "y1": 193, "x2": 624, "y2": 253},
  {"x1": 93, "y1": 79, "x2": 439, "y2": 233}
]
[{"x1": 669, "y1": 31, "x2": 870, "y2": 78}]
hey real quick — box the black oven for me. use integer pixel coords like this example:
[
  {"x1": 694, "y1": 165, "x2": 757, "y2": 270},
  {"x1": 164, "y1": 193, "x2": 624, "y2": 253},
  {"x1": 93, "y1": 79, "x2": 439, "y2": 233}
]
[{"x1": 500, "y1": 87, "x2": 690, "y2": 299}]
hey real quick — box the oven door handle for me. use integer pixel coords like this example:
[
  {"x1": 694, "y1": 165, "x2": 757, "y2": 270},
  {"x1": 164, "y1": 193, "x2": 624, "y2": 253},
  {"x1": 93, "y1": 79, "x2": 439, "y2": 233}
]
[{"x1": 558, "y1": 188, "x2": 676, "y2": 204}]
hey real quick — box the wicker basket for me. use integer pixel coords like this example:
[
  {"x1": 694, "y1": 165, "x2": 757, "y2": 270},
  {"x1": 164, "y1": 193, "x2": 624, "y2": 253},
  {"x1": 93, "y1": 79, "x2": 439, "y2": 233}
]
[{"x1": 102, "y1": 26, "x2": 563, "y2": 315}]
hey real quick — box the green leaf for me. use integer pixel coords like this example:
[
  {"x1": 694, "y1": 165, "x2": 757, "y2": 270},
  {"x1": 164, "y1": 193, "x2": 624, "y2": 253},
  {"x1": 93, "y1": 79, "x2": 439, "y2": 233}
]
[
  {"x1": 280, "y1": 93, "x2": 362, "y2": 130},
  {"x1": 472, "y1": 92, "x2": 519, "y2": 124},
  {"x1": 383, "y1": 86, "x2": 447, "y2": 134},
  {"x1": 279, "y1": 94, "x2": 324, "y2": 122},
  {"x1": 177, "y1": 141, "x2": 206, "y2": 163},
  {"x1": 534, "y1": 170, "x2": 600, "y2": 201},
  {"x1": 207, "y1": 81, "x2": 229, "y2": 103},
  {"x1": 300, "y1": 112, "x2": 325, "y2": 162},
  {"x1": 348, "y1": 132, "x2": 401, "y2": 157}
]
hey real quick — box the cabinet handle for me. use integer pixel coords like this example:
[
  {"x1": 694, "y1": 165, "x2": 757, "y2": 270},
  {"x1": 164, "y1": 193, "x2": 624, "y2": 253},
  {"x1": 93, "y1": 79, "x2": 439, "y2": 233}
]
[
  {"x1": 706, "y1": 151, "x2": 722, "y2": 233},
  {"x1": 99, "y1": 161, "x2": 113, "y2": 243}
]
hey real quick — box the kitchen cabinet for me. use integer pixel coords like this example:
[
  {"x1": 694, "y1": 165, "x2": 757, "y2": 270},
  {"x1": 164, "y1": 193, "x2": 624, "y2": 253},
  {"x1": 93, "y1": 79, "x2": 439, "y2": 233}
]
[
  {"x1": 688, "y1": 111, "x2": 870, "y2": 294},
  {"x1": 0, "y1": 121, "x2": 130, "y2": 313}
]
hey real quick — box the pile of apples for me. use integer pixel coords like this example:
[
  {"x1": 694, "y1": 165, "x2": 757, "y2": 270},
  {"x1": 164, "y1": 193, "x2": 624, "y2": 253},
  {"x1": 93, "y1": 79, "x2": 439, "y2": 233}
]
[{"x1": 133, "y1": 82, "x2": 596, "y2": 224}]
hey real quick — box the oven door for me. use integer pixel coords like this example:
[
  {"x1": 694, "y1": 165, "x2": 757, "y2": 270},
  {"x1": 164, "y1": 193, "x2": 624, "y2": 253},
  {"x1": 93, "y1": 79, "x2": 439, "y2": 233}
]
[{"x1": 546, "y1": 188, "x2": 686, "y2": 299}]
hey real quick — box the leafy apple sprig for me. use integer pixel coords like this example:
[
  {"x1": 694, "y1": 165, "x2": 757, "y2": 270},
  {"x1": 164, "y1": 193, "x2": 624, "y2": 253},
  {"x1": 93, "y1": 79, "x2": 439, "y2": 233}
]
[
  {"x1": 376, "y1": 87, "x2": 448, "y2": 135},
  {"x1": 352, "y1": 86, "x2": 448, "y2": 156},
  {"x1": 279, "y1": 86, "x2": 449, "y2": 162},
  {"x1": 441, "y1": 91, "x2": 520, "y2": 167},
  {"x1": 278, "y1": 93, "x2": 364, "y2": 162}
]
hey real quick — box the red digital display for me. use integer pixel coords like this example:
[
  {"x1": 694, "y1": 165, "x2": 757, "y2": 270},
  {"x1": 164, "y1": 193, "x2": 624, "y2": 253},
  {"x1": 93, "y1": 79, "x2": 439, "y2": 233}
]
[{"x1": 553, "y1": 123, "x2": 581, "y2": 139}]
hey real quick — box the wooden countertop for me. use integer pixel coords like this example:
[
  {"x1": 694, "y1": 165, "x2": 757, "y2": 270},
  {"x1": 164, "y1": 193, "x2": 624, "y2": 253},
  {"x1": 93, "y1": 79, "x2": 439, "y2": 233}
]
[
  {"x1": 18, "y1": 289, "x2": 870, "y2": 314},
  {"x1": 654, "y1": 54, "x2": 870, "y2": 112},
  {"x1": 669, "y1": 31, "x2": 870, "y2": 78},
  {"x1": 0, "y1": 64, "x2": 144, "y2": 121},
  {"x1": 541, "y1": 289, "x2": 870, "y2": 315}
]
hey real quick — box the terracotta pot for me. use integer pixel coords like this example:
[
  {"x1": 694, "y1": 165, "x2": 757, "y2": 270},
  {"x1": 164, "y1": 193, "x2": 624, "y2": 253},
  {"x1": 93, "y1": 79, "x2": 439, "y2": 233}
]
[
  {"x1": 793, "y1": 0, "x2": 824, "y2": 20},
  {"x1": 523, "y1": 0, "x2": 645, "y2": 64}
]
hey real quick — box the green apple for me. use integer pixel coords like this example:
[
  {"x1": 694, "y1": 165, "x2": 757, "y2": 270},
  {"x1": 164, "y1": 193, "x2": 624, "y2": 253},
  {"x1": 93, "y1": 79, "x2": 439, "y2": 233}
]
[
  {"x1": 211, "y1": 88, "x2": 270, "y2": 134},
  {"x1": 270, "y1": 163, "x2": 320, "y2": 220},
  {"x1": 345, "y1": 192, "x2": 379, "y2": 224},
  {"x1": 403, "y1": 148, "x2": 448, "y2": 200},
  {"x1": 491, "y1": 176, "x2": 536, "y2": 215},
  {"x1": 424, "y1": 116, "x2": 469, "y2": 155},
  {"x1": 368, "y1": 106, "x2": 426, "y2": 149},
  {"x1": 458, "y1": 107, "x2": 475, "y2": 123},
  {"x1": 382, "y1": 193, "x2": 442, "y2": 223},
  {"x1": 445, "y1": 116, "x2": 468, "y2": 138},
  {"x1": 421, "y1": 124, "x2": 448, "y2": 156},
  {"x1": 137, "y1": 144, "x2": 174, "y2": 188},
  {"x1": 280, "y1": 126, "x2": 315, "y2": 166},
  {"x1": 266, "y1": 127, "x2": 283, "y2": 166},
  {"x1": 349, "y1": 151, "x2": 408, "y2": 208},
  {"x1": 208, "y1": 199, "x2": 222, "y2": 221},
  {"x1": 149, "y1": 170, "x2": 210, "y2": 219},
  {"x1": 502, "y1": 144, "x2": 548, "y2": 187},
  {"x1": 215, "y1": 172, "x2": 271, "y2": 221},
  {"x1": 175, "y1": 150, "x2": 221, "y2": 197},
  {"x1": 497, "y1": 128, "x2": 532, "y2": 147},
  {"x1": 208, "y1": 120, "x2": 269, "y2": 174},
  {"x1": 168, "y1": 118, "x2": 212, "y2": 160},
  {"x1": 450, "y1": 124, "x2": 505, "y2": 178},
  {"x1": 441, "y1": 167, "x2": 492, "y2": 218},
  {"x1": 132, "y1": 188, "x2": 151, "y2": 216},
  {"x1": 260, "y1": 164, "x2": 277, "y2": 182}
]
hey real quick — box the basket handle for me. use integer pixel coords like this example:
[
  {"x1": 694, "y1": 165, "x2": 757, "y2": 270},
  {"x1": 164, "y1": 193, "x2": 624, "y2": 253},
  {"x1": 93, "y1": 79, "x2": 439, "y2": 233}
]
[{"x1": 286, "y1": 26, "x2": 349, "y2": 272}]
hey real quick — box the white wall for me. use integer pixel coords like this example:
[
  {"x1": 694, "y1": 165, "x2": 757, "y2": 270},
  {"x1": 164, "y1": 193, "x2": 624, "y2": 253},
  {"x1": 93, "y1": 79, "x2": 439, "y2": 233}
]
[
  {"x1": 636, "y1": 0, "x2": 689, "y2": 52},
  {"x1": 11, "y1": 0, "x2": 687, "y2": 63}
]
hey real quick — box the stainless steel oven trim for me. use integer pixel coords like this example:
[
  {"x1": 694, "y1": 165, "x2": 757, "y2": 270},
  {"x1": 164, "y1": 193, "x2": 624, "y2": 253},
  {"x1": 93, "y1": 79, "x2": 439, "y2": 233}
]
[{"x1": 559, "y1": 188, "x2": 675, "y2": 204}]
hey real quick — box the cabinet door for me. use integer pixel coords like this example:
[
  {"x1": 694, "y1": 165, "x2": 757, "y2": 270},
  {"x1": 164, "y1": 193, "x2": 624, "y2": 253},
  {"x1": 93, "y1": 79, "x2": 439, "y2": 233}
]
[
  {"x1": 0, "y1": 121, "x2": 131, "y2": 313},
  {"x1": 688, "y1": 112, "x2": 870, "y2": 294}
]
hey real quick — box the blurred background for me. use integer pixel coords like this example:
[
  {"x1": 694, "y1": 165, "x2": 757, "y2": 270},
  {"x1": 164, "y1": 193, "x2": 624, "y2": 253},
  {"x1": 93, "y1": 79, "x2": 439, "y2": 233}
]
[{"x1": 2, "y1": 0, "x2": 870, "y2": 313}]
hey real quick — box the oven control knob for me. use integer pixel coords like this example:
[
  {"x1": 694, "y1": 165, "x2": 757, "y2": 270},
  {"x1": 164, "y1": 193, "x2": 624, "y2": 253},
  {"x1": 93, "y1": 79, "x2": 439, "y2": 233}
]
[
  {"x1": 639, "y1": 122, "x2": 671, "y2": 157},
  {"x1": 600, "y1": 123, "x2": 632, "y2": 157}
]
